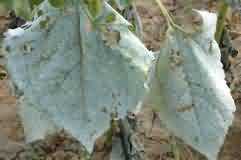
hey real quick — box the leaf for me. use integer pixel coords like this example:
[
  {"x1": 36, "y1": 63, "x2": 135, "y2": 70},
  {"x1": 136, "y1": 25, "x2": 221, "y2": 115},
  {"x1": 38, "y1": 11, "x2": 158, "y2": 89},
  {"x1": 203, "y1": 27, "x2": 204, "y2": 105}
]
[
  {"x1": 146, "y1": 10, "x2": 236, "y2": 160},
  {"x1": 19, "y1": 98, "x2": 59, "y2": 142},
  {"x1": 84, "y1": 0, "x2": 102, "y2": 18},
  {"x1": 13, "y1": 0, "x2": 32, "y2": 19},
  {"x1": 30, "y1": 0, "x2": 45, "y2": 7},
  {"x1": 48, "y1": 0, "x2": 65, "y2": 8},
  {"x1": 0, "y1": 0, "x2": 13, "y2": 10},
  {"x1": 3, "y1": 0, "x2": 153, "y2": 152}
]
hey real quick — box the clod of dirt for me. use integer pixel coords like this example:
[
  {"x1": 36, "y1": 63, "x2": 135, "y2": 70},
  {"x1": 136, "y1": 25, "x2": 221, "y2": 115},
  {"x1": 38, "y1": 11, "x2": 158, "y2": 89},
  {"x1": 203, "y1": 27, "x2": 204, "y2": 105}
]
[{"x1": 13, "y1": 132, "x2": 87, "y2": 160}]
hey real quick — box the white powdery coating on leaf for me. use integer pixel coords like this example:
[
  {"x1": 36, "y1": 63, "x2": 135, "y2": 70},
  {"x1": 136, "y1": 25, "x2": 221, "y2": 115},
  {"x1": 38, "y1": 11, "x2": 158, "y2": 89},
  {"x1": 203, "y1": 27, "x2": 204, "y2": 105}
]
[
  {"x1": 4, "y1": 1, "x2": 153, "y2": 152},
  {"x1": 147, "y1": 10, "x2": 235, "y2": 160}
]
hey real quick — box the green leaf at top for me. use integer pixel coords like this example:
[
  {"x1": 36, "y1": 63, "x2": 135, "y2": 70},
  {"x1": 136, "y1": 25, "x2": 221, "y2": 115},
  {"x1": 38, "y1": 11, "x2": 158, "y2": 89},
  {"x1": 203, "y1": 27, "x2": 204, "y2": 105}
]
[
  {"x1": 29, "y1": 0, "x2": 44, "y2": 8},
  {"x1": 84, "y1": 0, "x2": 102, "y2": 18},
  {"x1": 48, "y1": 0, "x2": 65, "y2": 8}
]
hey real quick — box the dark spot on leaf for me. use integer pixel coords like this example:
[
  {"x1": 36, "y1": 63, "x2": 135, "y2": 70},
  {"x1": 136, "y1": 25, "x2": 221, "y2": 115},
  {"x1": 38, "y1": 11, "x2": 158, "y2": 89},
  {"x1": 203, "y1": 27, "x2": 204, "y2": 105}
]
[
  {"x1": 23, "y1": 43, "x2": 33, "y2": 53},
  {"x1": 130, "y1": 65, "x2": 135, "y2": 70},
  {"x1": 118, "y1": 102, "x2": 121, "y2": 106},
  {"x1": 112, "y1": 93, "x2": 116, "y2": 99},
  {"x1": 101, "y1": 106, "x2": 108, "y2": 114},
  {"x1": 37, "y1": 9, "x2": 44, "y2": 17},
  {"x1": 5, "y1": 45, "x2": 10, "y2": 52},
  {"x1": 176, "y1": 51, "x2": 180, "y2": 56},
  {"x1": 194, "y1": 136, "x2": 199, "y2": 143}
]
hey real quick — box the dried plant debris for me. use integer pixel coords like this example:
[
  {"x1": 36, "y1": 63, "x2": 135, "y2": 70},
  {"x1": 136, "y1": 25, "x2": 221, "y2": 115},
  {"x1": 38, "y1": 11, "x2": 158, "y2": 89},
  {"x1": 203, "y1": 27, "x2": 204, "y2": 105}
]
[{"x1": 11, "y1": 131, "x2": 88, "y2": 160}]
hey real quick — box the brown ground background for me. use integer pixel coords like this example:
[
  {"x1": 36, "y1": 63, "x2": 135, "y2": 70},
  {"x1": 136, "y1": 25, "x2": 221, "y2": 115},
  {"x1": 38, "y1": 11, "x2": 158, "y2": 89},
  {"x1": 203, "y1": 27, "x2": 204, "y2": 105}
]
[{"x1": 0, "y1": 0, "x2": 241, "y2": 160}]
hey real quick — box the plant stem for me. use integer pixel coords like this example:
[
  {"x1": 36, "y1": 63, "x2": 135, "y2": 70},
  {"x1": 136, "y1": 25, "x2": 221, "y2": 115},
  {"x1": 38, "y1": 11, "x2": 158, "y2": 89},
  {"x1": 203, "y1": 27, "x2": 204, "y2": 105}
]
[
  {"x1": 155, "y1": 0, "x2": 186, "y2": 33},
  {"x1": 155, "y1": 0, "x2": 175, "y2": 28},
  {"x1": 118, "y1": 119, "x2": 131, "y2": 160},
  {"x1": 131, "y1": 3, "x2": 143, "y2": 39},
  {"x1": 215, "y1": 0, "x2": 229, "y2": 44}
]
